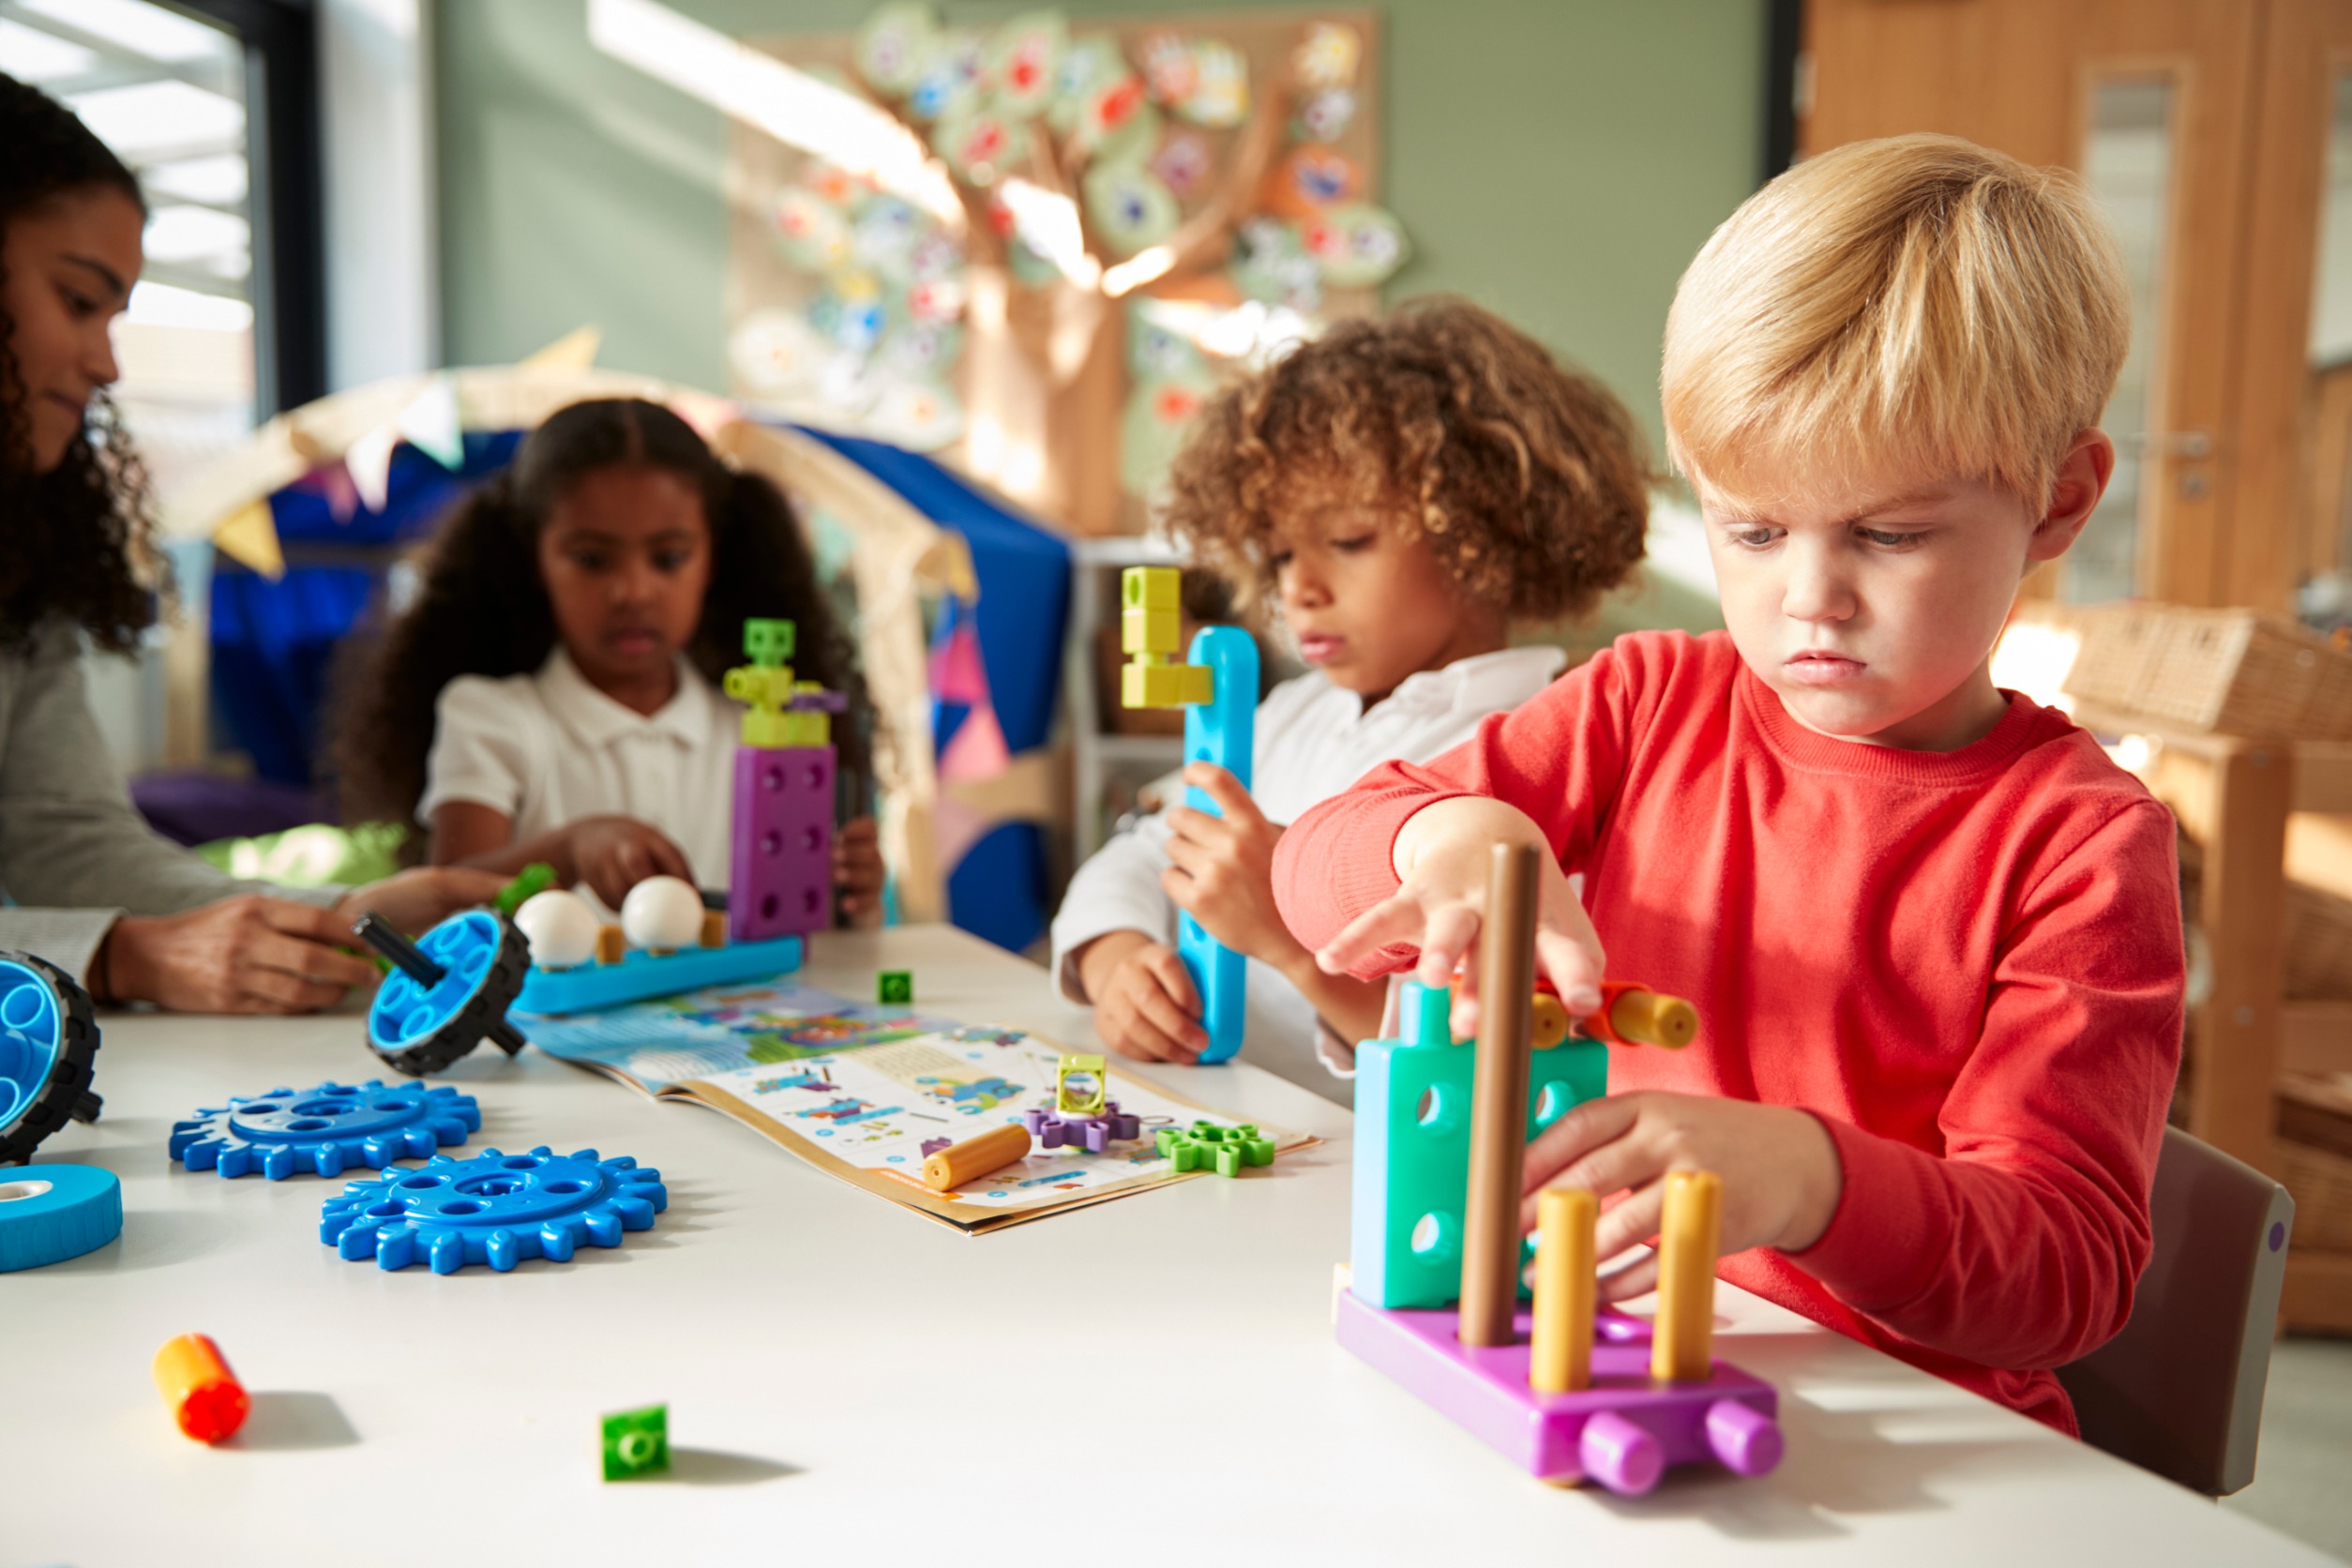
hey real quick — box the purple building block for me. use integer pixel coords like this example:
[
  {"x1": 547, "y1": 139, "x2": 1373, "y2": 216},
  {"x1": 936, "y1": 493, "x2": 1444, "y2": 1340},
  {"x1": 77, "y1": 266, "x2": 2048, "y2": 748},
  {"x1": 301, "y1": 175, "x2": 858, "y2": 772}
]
[
  {"x1": 731, "y1": 745, "x2": 835, "y2": 942},
  {"x1": 919, "y1": 1137, "x2": 954, "y2": 1156},
  {"x1": 1334, "y1": 1290, "x2": 1782, "y2": 1495},
  {"x1": 1021, "y1": 1102, "x2": 1143, "y2": 1153}
]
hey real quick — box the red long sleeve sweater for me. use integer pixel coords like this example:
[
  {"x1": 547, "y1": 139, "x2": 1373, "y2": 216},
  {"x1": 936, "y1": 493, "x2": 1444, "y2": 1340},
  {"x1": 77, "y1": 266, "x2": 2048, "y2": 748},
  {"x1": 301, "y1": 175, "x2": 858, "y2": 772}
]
[{"x1": 1274, "y1": 630, "x2": 2184, "y2": 1434}]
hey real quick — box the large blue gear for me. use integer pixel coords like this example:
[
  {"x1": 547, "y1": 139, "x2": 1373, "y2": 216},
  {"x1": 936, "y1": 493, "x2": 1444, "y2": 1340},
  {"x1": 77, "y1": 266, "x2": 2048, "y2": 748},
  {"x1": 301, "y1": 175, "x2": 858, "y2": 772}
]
[
  {"x1": 169, "y1": 1079, "x2": 479, "y2": 1179},
  {"x1": 320, "y1": 1145, "x2": 666, "y2": 1274}
]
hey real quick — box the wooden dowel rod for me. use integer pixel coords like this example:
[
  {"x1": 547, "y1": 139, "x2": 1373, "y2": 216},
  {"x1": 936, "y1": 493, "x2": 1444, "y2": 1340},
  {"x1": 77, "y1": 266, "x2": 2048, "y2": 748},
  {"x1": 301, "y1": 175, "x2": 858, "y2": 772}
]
[
  {"x1": 1459, "y1": 841, "x2": 1539, "y2": 1348},
  {"x1": 921, "y1": 1123, "x2": 1033, "y2": 1192}
]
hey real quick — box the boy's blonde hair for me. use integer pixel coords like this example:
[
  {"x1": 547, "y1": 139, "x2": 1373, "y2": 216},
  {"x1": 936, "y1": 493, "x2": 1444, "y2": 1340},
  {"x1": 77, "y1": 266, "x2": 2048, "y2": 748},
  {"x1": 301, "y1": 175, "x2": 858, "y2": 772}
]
[{"x1": 1662, "y1": 134, "x2": 2130, "y2": 507}]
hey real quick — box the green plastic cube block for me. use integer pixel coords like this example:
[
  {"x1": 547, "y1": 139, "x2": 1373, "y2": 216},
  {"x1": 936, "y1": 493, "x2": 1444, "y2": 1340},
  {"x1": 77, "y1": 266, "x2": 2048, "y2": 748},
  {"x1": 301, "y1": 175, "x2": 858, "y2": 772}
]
[
  {"x1": 601, "y1": 1403, "x2": 670, "y2": 1481},
  {"x1": 878, "y1": 970, "x2": 913, "y2": 1004},
  {"x1": 742, "y1": 618, "x2": 796, "y2": 667}
]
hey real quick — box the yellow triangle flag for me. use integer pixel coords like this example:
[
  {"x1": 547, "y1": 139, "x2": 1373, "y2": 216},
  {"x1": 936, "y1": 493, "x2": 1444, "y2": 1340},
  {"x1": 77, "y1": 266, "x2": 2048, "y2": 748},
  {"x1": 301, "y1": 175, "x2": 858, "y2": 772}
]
[
  {"x1": 521, "y1": 325, "x2": 602, "y2": 370},
  {"x1": 212, "y1": 498, "x2": 285, "y2": 580}
]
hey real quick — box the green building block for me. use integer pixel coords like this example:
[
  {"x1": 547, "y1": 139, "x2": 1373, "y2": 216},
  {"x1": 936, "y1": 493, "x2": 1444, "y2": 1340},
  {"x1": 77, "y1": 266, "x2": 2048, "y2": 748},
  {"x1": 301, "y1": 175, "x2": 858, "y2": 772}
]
[
  {"x1": 1157, "y1": 1120, "x2": 1275, "y2": 1176},
  {"x1": 742, "y1": 618, "x2": 796, "y2": 667},
  {"x1": 878, "y1": 970, "x2": 913, "y2": 1004},
  {"x1": 493, "y1": 862, "x2": 556, "y2": 920},
  {"x1": 601, "y1": 1403, "x2": 670, "y2": 1481},
  {"x1": 1350, "y1": 981, "x2": 1607, "y2": 1310}
]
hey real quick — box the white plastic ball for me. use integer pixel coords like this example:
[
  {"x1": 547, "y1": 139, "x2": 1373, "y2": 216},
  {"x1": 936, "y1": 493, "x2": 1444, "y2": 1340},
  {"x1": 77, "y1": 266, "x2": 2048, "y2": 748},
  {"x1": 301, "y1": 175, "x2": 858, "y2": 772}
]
[
  {"x1": 620, "y1": 875, "x2": 705, "y2": 952},
  {"x1": 514, "y1": 889, "x2": 601, "y2": 970}
]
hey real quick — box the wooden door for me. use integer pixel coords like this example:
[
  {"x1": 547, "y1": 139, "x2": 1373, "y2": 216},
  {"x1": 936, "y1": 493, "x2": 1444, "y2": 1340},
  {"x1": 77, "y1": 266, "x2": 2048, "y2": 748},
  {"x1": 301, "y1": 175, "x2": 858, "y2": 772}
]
[{"x1": 1801, "y1": 0, "x2": 2270, "y2": 610}]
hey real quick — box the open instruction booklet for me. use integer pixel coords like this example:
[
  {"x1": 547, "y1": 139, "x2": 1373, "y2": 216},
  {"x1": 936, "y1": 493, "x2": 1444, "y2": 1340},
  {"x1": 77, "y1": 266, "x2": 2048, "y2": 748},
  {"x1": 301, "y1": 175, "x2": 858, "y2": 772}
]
[{"x1": 515, "y1": 979, "x2": 1311, "y2": 1233}]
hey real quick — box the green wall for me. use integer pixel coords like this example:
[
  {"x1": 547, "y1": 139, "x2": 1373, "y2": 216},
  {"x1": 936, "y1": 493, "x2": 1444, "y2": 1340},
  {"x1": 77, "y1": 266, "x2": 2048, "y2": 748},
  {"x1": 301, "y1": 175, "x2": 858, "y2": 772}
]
[{"x1": 435, "y1": 0, "x2": 1765, "y2": 460}]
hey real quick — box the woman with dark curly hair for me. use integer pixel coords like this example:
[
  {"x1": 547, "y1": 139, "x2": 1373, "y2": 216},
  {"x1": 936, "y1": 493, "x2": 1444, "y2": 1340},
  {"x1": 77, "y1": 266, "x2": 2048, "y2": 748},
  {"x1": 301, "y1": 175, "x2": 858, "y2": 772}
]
[
  {"x1": 330, "y1": 398, "x2": 884, "y2": 923},
  {"x1": 1050, "y1": 297, "x2": 1652, "y2": 1096},
  {"x1": 0, "y1": 72, "x2": 499, "y2": 1013}
]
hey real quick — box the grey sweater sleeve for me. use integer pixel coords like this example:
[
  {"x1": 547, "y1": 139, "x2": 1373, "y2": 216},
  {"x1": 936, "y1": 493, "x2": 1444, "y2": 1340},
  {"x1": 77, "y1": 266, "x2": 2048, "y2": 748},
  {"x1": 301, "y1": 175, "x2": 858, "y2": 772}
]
[{"x1": 0, "y1": 627, "x2": 337, "y2": 979}]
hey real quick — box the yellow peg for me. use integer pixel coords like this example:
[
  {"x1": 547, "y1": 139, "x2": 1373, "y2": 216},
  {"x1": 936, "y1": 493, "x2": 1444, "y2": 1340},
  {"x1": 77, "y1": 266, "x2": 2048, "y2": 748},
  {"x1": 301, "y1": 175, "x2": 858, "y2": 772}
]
[
  {"x1": 1651, "y1": 1168, "x2": 1723, "y2": 1382},
  {"x1": 1530, "y1": 1186, "x2": 1597, "y2": 1394}
]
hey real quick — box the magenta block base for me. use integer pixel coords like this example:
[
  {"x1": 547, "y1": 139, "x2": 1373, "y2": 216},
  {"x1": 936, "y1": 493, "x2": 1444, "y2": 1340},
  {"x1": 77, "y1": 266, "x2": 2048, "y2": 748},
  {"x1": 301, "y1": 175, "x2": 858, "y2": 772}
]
[
  {"x1": 1334, "y1": 1289, "x2": 1782, "y2": 1494},
  {"x1": 730, "y1": 745, "x2": 835, "y2": 942}
]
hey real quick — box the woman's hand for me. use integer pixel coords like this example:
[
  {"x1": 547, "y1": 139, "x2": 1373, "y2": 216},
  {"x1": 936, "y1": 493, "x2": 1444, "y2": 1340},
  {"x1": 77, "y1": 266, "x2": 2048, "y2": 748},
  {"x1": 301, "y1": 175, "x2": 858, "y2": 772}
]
[
  {"x1": 1520, "y1": 1092, "x2": 1844, "y2": 1301},
  {"x1": 833, "y1": 815, "x2": 885, "y2": 927},
  {"x1": 561, "y1": 815, "x2": 695, "y2": 908},
  {"x1": 1314, "y1": 796, "x2": 1605, "y2": 1040},
  {"x1": 1161, "y1": 763, "x2": 1300, "y2": 967},
  {"x1": 98, "y1": 897, "x2": 381, "y2": 1014},
  {"x1": 1074, "y1": 928, "x2": 1207, "y2": 1063}
]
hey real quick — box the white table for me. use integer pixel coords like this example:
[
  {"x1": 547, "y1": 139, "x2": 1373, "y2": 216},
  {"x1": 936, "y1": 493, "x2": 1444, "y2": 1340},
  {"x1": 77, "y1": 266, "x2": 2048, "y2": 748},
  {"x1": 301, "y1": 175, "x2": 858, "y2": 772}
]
[{"x1": 4, "y1": 926, "x2": 2329, "y2": 1566}]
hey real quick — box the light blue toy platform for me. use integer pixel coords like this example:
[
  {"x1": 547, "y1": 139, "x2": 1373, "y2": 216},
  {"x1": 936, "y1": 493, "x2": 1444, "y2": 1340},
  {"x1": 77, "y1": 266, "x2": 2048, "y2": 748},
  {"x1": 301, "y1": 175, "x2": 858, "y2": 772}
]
[
  {"x1": 513, "y1": 936, "x2": 803, "y2": 1017},
  {"x1": 320, "y1": 1145, "x2": 667, "y2": 1273},
  {"x1": 1352, "y1": 981, "x2": 1606, "y2": 1310},
  {"x1": 0, "y1": 1163, "x2": 120, "y2": 1271},
  {"x1": 170, "y1": 1079, "x2": 479, "y2": 1179}
]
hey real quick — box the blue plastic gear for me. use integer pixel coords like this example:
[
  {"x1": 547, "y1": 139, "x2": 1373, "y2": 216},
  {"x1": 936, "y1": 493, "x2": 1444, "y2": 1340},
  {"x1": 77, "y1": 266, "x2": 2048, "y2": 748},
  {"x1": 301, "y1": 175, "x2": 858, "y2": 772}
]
[
  {"x1": 363, "y1": 910, "x2": 531, "y2": 1078},
  {"x1": 320, "y1": 1145, "x2": 667, "y2": 1274},
  {"x1": 0, "y1": 951, "x2": 101, "y2": 1166},
  {"x1": 169, "y1": 1079, "x2": 479, "y2": 1179}
]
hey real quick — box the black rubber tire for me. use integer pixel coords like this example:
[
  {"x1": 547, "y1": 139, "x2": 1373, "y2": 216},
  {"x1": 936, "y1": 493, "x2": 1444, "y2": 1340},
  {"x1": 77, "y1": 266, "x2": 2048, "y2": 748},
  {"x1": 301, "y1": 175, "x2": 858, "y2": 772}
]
[
  {"x1": 0, "y1": 950, "x2": 101, "y2": 1166},
  {"x1": 369, "y1": 917, "x2": 532, "y2": 1078}
]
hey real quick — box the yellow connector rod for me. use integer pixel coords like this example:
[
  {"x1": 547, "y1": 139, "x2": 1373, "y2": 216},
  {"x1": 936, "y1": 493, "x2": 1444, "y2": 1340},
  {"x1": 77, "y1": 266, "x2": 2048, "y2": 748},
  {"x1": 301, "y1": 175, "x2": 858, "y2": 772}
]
[
  {"x1": 1651, "y1": 1168, "x2": 1723, "y2": 1382},
  {"x1": 1530, "y1": 1186, "x2": 1597, "y2": 1394}
]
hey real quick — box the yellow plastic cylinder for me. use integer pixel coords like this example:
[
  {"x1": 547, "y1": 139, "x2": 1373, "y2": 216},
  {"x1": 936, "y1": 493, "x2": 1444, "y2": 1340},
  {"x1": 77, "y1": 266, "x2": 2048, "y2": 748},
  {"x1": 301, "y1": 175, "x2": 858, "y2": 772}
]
[
  {"x1": 1529, "y1": 992, "x2": 1571, "y2": 1050},
  {"x1": 921, "y1": 1123, "x2": 1033, "y2": 1192},
  {"x1": 1530, "y1": 1187, "x2": 1597, "y2": 1394},
  {"x1": 1607, "y1": 989, "x2": 1698, "y2": 1048},
  {"x1": 154, "y1": 1333, "x2": 249, "y2": 1443},
  {"x1": 1651, "y1": 1169, "x2": 1723, "y2": 1382}
]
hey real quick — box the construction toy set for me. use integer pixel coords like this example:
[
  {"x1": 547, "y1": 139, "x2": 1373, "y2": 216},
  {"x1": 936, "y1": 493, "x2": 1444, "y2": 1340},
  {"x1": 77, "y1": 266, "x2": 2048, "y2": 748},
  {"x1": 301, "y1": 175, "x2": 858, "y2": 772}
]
[
  {"x1": 1334, "y1": 843, "x2": 1781, "y2": 1494},
  {"x1": 1118, "y1": 566, "x2": 1255, "y2": 1064}
]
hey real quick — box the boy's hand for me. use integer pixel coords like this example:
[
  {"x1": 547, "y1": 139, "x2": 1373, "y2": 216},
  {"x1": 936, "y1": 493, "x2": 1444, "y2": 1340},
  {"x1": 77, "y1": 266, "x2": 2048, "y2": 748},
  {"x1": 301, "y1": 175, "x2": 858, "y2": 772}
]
[
  {"x1": 1314, "y1": 796, "x2": 1605, "y2": 1040},
  {"x1": 1161, "y1": 763, "x2": 1299, "y2": 967},
  {"x1": 564, "y1": 816, "x2": 695, "y2": 908},
  {"x1": 833, "y1": 815, "x2": 885, "y2": 927},
  {"x1": 1074, "y1": 929, "x2": 1207, "y2": 1063},
  {"x1": 1521, "y1": 1092, "x2": 1844, "y2": 1301}
]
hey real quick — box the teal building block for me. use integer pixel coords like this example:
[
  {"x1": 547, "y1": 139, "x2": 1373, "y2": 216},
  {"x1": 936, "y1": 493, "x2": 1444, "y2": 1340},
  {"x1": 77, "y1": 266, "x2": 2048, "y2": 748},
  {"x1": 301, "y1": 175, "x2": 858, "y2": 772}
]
[
  {"x1": 1156, "y1": 1120, "x2": 1274, "y2": 1176},
  {"x1": 601, "y1": 1403, "x2": 670, "y2": 1481},
  {"x1": 1350, "y1": 981, "x2": 1606, "y2": 1310}
]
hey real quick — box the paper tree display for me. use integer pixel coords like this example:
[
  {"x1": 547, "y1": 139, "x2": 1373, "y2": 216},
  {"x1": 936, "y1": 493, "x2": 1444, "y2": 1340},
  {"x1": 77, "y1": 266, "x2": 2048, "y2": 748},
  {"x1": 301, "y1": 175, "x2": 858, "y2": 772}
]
[{"x1": 724, "y1": 8, "x2": 1405, "y2": 532}]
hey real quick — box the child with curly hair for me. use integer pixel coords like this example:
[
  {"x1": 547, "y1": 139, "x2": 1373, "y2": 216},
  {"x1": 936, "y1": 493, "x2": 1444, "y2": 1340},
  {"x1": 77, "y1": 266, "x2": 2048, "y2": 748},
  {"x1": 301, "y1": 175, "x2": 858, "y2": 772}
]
[
  {"x1": 334, "y1": 398, "x2": 884, "y2": 921},
  {"x1": 1051, "y1": 298, "x2": 1651, "y2": 1095}
]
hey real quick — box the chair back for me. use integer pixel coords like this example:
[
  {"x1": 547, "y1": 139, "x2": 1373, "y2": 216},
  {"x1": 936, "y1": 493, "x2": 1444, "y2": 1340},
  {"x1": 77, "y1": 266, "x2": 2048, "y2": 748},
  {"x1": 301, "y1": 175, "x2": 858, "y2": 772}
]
[{"x1": 2057, "y1": 1125, "x2": 2295, "y2": 1496}]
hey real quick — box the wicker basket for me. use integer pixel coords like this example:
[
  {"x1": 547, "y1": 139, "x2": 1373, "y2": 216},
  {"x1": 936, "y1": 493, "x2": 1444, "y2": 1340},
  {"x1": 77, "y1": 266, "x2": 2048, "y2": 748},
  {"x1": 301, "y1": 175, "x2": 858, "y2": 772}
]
[
  {"x1": 2049, "y1": 603, "x2": 2352, "y2": 741},
  {"x1": 2281, "y1": 1138, "x2": 2352, "y2": 1254}
]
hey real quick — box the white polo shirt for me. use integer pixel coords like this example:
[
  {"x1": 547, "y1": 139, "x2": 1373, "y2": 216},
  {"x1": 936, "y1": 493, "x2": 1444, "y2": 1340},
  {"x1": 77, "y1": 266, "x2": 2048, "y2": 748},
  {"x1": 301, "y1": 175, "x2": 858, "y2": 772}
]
[
  {"x1": 419, "y1": 647, "x2": 740, "y2": 893},
  {"x1": 1048, "y1": 644, "x2": 1568, "y2": 1099}
]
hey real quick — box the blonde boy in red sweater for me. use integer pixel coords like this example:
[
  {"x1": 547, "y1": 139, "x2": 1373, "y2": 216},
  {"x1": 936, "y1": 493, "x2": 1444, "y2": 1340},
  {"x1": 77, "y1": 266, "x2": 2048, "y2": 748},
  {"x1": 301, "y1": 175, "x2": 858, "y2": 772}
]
[{"x1": 1273, "y1": 134, "x2": 2184, "y2": 1435}]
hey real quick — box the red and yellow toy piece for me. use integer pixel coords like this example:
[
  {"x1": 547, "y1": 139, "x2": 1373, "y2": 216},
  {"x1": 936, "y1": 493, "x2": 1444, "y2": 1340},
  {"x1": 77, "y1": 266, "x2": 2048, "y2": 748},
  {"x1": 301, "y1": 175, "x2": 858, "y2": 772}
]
[
  {"x1": 1528, "y1": 980, "x2": 1699, "y2": 1051},
  {"x1": 153, "y1": 1333, "x2": 249, "y2": 1443}
]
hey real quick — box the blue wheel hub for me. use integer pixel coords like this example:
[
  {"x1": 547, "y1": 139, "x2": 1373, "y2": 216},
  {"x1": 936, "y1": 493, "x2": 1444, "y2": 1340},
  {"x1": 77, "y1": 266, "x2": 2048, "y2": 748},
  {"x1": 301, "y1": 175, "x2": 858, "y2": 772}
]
[
  {"x1": 363, "y1": 910, "x2": 531, "y2": 1078},
  {"x1": 169, "y1": 1079, "x2": 479, "y2": 1179},
  {"x1": 0, "y1": 952, "x2": 100, "y2": 1166},
  {"x1": 320, "y1": 1146, "x2": 667, "y2": 1273}
]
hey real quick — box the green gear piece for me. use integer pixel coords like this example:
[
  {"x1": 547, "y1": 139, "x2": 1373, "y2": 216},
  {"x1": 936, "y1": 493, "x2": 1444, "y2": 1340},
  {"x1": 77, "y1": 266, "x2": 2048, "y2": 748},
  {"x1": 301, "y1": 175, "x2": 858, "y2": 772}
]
[
  {"x1": 1155, "y1": 1120, "x2": 1274, "y2": 1177},
  {"x1": 493, "y1": 862, "x2": 556, "y2": 920}
]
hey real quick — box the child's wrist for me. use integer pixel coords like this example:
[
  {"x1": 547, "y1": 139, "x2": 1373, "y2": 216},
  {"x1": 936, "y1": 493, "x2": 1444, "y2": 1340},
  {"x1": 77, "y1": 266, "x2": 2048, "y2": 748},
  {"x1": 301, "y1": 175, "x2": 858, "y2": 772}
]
[{"x1": 1773, "y1": 1108, "x2": 1844, "y2": 1253}]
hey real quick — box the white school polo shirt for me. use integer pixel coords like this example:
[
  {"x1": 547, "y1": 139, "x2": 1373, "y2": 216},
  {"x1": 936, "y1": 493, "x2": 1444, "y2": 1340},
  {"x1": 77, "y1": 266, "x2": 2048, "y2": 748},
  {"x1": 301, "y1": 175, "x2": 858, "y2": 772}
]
[
  {"x1": 419, "y1": 647, "x2": 740, "y2": 893},
  {"x1": 1048, "y1": 644, "x2": 1569, "y2": 1100}
]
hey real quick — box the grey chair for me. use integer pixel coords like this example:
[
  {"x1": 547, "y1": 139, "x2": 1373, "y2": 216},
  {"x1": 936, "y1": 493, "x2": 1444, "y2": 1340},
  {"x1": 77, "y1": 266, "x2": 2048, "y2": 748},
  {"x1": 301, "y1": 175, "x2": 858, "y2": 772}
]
[{"x1": 2057, "y1": 1125, "x2": 2296, "y2": 1496}]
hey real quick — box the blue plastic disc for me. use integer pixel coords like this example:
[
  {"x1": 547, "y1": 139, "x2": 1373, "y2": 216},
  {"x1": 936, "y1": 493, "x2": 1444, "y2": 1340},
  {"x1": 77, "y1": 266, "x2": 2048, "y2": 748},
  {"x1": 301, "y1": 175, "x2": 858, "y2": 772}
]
[
  {"x1": 169, "y1": 1079, "x2": 480, "y2": 1179},
  {"x1": 320, "y1": 1146, "x2": 667, "y2": 1274},
  {"x1": 0, "y1": 1164, "x2": 122, "y2": 1271}
]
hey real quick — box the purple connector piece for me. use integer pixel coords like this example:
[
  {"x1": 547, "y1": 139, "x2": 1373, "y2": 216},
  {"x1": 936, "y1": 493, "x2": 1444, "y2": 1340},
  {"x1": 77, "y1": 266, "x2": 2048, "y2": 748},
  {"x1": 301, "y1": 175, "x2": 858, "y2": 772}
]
[
  {"x1": 731, "y1": 746, "x2": 835, "y2": 942},
  {"x1": 1021, "y1": 1102, "x2": 1143, "y2": 1154},
  {"x1": 1334, "y1": 1290, "x2": 1782, "y2": 1494},
  {"x1": 919, "y1": 1137, "x2": 953, "y2": 1156}
]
